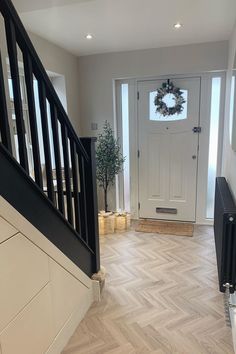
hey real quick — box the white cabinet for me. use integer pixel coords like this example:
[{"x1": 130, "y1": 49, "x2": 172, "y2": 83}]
[
  {"x1": 0, "y1": 285, "x2": 54, "y2": 354},
  {"x1": 0, "y1": 234, "x2": 49, "y2": 332},
  {"x1": 49, "y1": 259, "x2": 89, "y2": 334},
  {"x1": 0, "y1": 217, "x2": 17, "y2": 244}
]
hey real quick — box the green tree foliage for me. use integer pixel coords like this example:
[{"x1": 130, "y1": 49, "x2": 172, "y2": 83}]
[{"x1": 96, "y1": 121, "x2": 125, "y2": 212}]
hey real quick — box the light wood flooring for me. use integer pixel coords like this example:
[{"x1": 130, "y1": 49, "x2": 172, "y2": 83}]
[{"x1": 62, "y1": 226, "x2": 234, "y2": 354}]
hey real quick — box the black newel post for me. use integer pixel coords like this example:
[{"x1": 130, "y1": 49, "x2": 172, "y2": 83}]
[{"x1": 80, "y1": 137, "x2": 100, "y2": 274}]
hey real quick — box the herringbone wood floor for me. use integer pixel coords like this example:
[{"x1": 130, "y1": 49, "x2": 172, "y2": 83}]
[{"x1": 62, "y1": 226, "x2": 234, "y2": 354}]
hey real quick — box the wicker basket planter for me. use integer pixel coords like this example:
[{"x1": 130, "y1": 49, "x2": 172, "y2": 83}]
[
  {"x1": 114, "y1": 212, "x2": 131, "y2": 232},
  {"x1": 126, "y1": 213, "x2": 131, "y2": 229},
  {"x1": 98, "y1": 211, "x2": 130, "y2": 235},
  {"x1": 98, "y1": 212, "x2": 115, "y2": 235}
]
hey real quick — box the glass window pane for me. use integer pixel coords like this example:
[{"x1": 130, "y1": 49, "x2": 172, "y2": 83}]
[
  {"x1": 121, "y1": 83, "x2": 130, "y2": 212},
  {"x1": 206, "y1": 77, "x2": 221, "y2": 219},
  {"x1": 8, "y1": 78, "x2": 14, "y2": 101},
  {"x1": 229, "y1": 76, "x2": 235, "y2": 146},
  {"x1": 149, "y1": 90, "x2": 188, "y2": 121},
  {"x1": 8, "y1": 75, "x2": 24, "y2": 102}
]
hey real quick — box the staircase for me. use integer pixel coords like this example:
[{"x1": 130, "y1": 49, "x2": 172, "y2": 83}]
[{"x1": 0, "y1": 0, "x2": 100, "y2": 277}]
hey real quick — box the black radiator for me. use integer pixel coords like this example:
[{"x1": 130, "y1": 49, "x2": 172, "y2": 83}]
[{"x1": 214, "y1": 177, "x2": 236, "y2": 293}]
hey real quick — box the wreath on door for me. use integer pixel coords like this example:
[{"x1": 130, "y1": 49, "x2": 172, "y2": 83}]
[{"x1": 154, "y1": 80, "x2": 186, "y2": 117}]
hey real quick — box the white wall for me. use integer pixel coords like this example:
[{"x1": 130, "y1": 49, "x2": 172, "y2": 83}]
[
  {"x1": 0, "y1": 16, "x2": 81, "y2": 134},
  {"x1": 78, "y1": 41, "x2": 228, "y2": 210},
  {"x1": 222, "y1": 23, "x2": 236, "y2": 197},
  {"x1": 28, "y1": 31, "x2": 81, "y2": 134},
  {"x1": 217, "y1": 21, "x2": 236, "y2": 352},
  {"x1": 78, "y1": 41, "x2": 228, "y2": 136},
  {"x1": 0, "y1": 197, "x2": 96, "y2": 354}
]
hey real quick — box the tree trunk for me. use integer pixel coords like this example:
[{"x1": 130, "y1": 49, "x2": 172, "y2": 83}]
[{"x1": 104, "y1": 187, "x2": 108, "y2": 212}]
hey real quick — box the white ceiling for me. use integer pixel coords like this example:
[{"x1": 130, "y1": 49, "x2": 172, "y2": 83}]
[
  {"x1": 13, "y1": 0, "x2": 93, "y2": 13},
  {"x1": 13, "y1": 0, "x2": 236, "y2": 56}
]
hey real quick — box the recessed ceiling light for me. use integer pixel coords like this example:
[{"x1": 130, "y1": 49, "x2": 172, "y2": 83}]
[
  {"x1": 86, "y1": 34, "x2": 93, "y2": 40},
  {"x1": 174, "y1": 22, "x2": 183, "y2": 29}
]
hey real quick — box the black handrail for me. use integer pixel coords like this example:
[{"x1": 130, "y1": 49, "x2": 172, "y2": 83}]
[
  {"x1": 0, "y1": 0, "x2": 88, "y2": 161},
  {"x1": 0, "y1": 0, "x2": 100, "y2": 276},
  {"x1": 0, "y1": 52, "x2": 12, "y2": 153}
]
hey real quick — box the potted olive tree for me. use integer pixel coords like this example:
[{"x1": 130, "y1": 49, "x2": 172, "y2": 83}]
[{"x1": 96, "y1": 121, "x2": 126, "y2": 234}]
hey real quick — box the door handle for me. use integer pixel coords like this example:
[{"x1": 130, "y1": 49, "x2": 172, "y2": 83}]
[
  {"x1": 192, "y1": 127, "x2": 201, "y2": 133},
  {"x1": 192, "y1": 155, "x2": 197, "y2": 160}
]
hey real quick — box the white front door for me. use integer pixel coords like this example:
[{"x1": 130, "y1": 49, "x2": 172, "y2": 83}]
[{"x1": 138, "y1": 77, "x2": 201, "y2": 222}]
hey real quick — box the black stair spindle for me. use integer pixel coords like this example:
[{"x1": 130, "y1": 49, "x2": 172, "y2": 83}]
[
  {"x1": 23, "y1": 52, "x2": 43, "y2": 188},
  {"x1": 4, "y1": 18, "x2": 29, "y2": 172},
  {"x1": 38, "y1": 80, "x2": 55, "y2": 203},
  {"x1": 50, "y1": 103, "x2": 65, "y2": 215},
  {"x1": 0, "y1": 0, "x2": 100, "y2": 277},
  {"x1": 80, "y1": 138, "x2": 100, "y2": 273},
  {"x1": 78, "y1": 155, "x2": 88, "y2": 243},
  {"x1": 61, "y1": 123, "x2": 73, "y2": 225},
  {"x1": 0, "y1": 51, "x2": 12, "y2": 153},
  {"x1": 70, "y1": 139, "x2": 81, "y2": 234},
  {"x1": 0, "y1": 0, "x2": 89, "y2": 162}
]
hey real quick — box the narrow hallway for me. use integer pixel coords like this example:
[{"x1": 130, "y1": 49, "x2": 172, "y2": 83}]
[{"x1": 63, "y1": 227, "x2": 233, "y2": 354}]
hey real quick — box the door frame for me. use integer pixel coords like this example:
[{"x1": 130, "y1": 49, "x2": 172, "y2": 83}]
[
  {"x1": 114, "y1": 71, "x2": 226, "y2": 224},
  {"x1": 137, "y1": 76, "x2": 201, "y2": 222}
]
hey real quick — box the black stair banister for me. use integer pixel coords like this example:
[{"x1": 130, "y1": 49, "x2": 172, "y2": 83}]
[
  {"x1": 0, "y1": 143, "x2": 96, "y2": 276},
  {"x1": 23, "y1": 52, "x2": 43, "y2": 188},
  {"x1": 38, "y1": 80, "x2": 55, "y2": 204},
  {"x1": 80, "y1": 138, "x2": 100, "y2": 271},
  {"x1": 70, "y1": 139, "x2": 81, "y2": 234},
  {"x1": 78, "y1": 156, "x2": 89, "y2": 243},
  {"x1": 0, "y1": 0, "x2": 88, "y2": 162},
  {"x1": 0, "y1": 0, "x2": 100, "y2": 276},
  {"x1": 4, "y1": 17, "x2": 29, "y2": 173},
  {"x1": 0, "y1": 52, "x2": 12, "y2": 153},
  {"x1": 61, "y1": 123, "x2": 74, "y2": 225},
  {"x1": 50, "y1": 103, "x2": 65, "y2": 215}
]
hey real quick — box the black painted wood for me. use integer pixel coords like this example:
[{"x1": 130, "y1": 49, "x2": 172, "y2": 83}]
[
  {"x1": 0, "y1": 52, "x2": 12, "y2": 153},
  {"x1": 0, "y1": 143, "x2": 94, "y2": 276},
  {"x1": 80, "y1": 138, "x2": 100, "y2": 273},
  {"x1": 0, "y1": 0, "x2": 88, "y2": 162},
  {"x1": 4, "y1": 18, "x2": 29, "y2": 172},
  {"x1": 50, "y1": 103, "x2": 65, "y2": 215},
  {"x1": 70, "y1": 140, "x2": 81, "y2": 234},
  {"x1": 78, "y1": 156, "x2": 88, "y2": 243},
  {"x1": 0, "y1": 0, "x2": 100, "y2": 276},
  {"x1": 61, "y1": 123, "x2": 73, "y2": 225},
  {"x1": 23, "y1": 53, "x2": 43, "y2": 188},
  {"x1": 38, "y1": 80, "x2": 55, "y2": 203}
]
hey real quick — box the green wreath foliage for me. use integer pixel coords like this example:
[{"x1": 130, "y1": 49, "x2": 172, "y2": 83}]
[{"x1": 154, "y1": 81, "x2": 186, "y2": 117}]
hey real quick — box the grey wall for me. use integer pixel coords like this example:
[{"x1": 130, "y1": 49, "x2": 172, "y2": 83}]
[
  {"x1": 78, "y1": 41, "x2": 228, "y2": 211},
  {"x1": 0, "y1": 17, "x2": 230, "y2": 212},
  {"x1": 221, "y1": 22, "x2": 236, "y2": 352},
  {"x1": 78, "y1": 41, "x2": 228, "y2": 136},
  {"x1": 222, "y1": 23, "x2": 236, "y2": 198},
  {"x1": 28, "y1": 32, "x2": 81, "y2": 134},
  {"x1": 0, "y1": 16, "x2": 81, "y2": 134}
]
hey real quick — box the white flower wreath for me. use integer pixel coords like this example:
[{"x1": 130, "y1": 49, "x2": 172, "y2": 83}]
[{"x1": 154, "y1": 80, "x2": 186, "y2": 117}]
